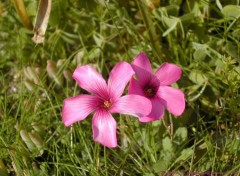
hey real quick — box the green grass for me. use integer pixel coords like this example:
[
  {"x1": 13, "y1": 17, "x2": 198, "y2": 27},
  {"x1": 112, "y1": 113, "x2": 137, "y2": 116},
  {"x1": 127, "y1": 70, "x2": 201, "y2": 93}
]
[{"x1": 0, "y1": 0, "x2": 240, "y2": 175}]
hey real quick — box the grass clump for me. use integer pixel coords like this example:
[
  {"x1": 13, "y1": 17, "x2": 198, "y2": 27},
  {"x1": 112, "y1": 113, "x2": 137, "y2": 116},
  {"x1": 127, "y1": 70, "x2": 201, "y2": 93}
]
[{"x1": 0, "y1": 0, "x2": 239, "y2": 175}]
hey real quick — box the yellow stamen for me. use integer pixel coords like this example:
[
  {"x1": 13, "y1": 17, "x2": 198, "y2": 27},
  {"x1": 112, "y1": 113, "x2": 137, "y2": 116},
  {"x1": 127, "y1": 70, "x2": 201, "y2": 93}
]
[{"x1": 102, "y1": 100, "x2": 111, "y2": 109}]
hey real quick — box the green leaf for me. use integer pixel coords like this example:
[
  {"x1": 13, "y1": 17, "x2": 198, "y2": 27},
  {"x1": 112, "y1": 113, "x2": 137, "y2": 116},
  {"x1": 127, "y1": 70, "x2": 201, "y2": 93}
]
[
  {"x1": 225, "y1": 41, "x2": 239, "y2": 59},
  {"x1": 193, "y1": 48, "x2": 207, "y2": 61},
  {"x1": 152, "y1": 137, "x2": 175, "y2": 172},
  {"x1": 162, "y1": 16, "x2": 178, "y2": 28},
  {"x1": 222, "y1": 5, "x2": 240, "y2": 20},
  {"x1": 169, "y1": 0, "x2": 182, "y2": 6},
  {"x1": 175, "y1": 148, "x2": 193, "y2": 162},
  {"x1": 162, "y1": 136, "x2": 174, "y2": 152},
  {"x1": 162, "y1": 16, "x2": 179, "y2": 36},
  {"x1": 153, "y1": 151, "x2": 174, "y2": 172},
  {"x1": 216, "y1": 0, "x2": 222, "y2": 10},
  {"x1": 227, "y1": 139, "x2": 240, "y2": 153},
  {"x1": 232, "y1": 29, "x2": 240, "y2": 37},
  {"x1": 152, "y1": 159, "x2": 170, "y2": 172},
  {"x1": 189, "y1": 70, "x2": 207, "y2": 85},
  {"x1": 180, "y1": 13, "x2": 194, "y2": 25},
  {"x1": 173, "y1": 127, "x2": 188, "y2": 146},
  {"x1": 199, "y1": 159, "x2": 212, "y2": 171},
  {"x1": 144, "y1": 174, "x2": 155, "y2": 176},
  {"x1": 88, "y1": 48, "x2": 101, "y2": 60},
  {"x1": 153, "y1": 5, "x2": 179, "y2": 21},
  {"x1": 93, "y1": 33, "x2": 104, "y2": 47}
]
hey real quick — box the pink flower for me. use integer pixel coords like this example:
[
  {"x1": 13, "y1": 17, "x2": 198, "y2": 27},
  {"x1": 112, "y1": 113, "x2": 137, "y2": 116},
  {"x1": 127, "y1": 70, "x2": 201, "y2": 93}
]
[
  {"x1": 62, "y1": 62, "x2": 152, "y2": 148},
  {"x1": 129, "y1": 53, "x2": 185, "y2": 122}
]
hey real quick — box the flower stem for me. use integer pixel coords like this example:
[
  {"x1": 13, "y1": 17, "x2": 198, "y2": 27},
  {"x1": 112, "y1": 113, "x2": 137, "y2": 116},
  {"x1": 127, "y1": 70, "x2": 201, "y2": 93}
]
[
  {"x1": 162, "y1": 117, "x2": 171, "y2": 138},
  {"x1": 169, "y1": 113, "x2": 174, "y2": 141},
  {"x1": 138, "y1": 1, "x2": 165, "y2": 61}
]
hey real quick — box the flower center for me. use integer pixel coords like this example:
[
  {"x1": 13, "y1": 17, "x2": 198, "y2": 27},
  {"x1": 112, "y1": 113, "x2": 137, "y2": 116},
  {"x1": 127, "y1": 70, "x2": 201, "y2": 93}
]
[
  {"x1": 101, "y1": 100, "x2": 112, "y2": 110},
  {"x1": 144, "y1": 86, "x2": 156, "y2": 98}
]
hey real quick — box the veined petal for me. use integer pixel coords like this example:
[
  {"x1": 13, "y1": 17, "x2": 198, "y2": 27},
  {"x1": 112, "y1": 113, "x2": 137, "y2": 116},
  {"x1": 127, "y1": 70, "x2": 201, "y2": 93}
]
[
  {"x1": 73, "y1": 65, "x2": 109, "y2": 98},
  {"x1": 108, "y1": 62, "x2": 134, "y2": 101},
  {"x1": 92, "y1": 110, "x2": 117, "y2": 148},
  {"x1": 157, "y1": 86, "x2": 185, "y2": 116},
  {"x1": 128, "y1": 77, "x2": 145, "y2": 96},
  {"x1": 110, "y1": 95, "x2": 152, "y2": 117},
  {"x1": 154, "y1": 63, "x2": 182, "y2": 86},
  {"x1": 62, "y1": 95, "x2": 100, "y2": 126},
  {"x1": 131, "y1": 53, "x2": 153, "y2": 86},
  {"x1": 139, "y1": 98, "x2": 165, "y2": 122}
]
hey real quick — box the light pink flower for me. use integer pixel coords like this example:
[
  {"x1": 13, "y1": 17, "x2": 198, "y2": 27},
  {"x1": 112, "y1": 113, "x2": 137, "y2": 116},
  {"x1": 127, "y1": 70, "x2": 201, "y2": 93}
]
[
  {"x1": 129, "y1": 53, "x2": 185, "y2": 122},
  {"x1": 62, "y1": 61, "x2": 152, "y2": 148}
]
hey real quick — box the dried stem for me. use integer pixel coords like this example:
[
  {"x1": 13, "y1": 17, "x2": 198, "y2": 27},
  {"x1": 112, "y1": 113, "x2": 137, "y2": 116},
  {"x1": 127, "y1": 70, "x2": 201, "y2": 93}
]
[
  {"x1": 12, "y1": 0, "x2": 33, "y2": 30},
  {"x1": 32, "y1": 0, "x2": 52, "y2": 44}
]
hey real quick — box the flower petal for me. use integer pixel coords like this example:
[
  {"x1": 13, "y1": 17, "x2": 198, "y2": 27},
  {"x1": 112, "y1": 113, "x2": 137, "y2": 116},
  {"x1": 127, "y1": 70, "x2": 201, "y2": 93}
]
[
  {"x1": 92, "y1": 110, "x2": 117, "y2": 148},
  {"x1": 62, "y1": 95, "x2": 100, "y2": 126},
  {"x1": 139, "y1": 97, "x2": 165, "y2": 122},
  {"x1": 157, "y1": 86, "x2": 185, "y2": 116},
  {"x1": 131, "y1": 52, "x2": 153, "y2": 86},
  {"x1": 128, "y1": 77, "x2": 145, "y2": 96},
  {"x1": 110, "y1": 95, "x2": 152, "y2": 117},
  {"x1": 154, "y1": 63, "x2": 182, "y2": 86},
  {"x1": 73, "y1": 65, "x2": 109, "y2": 98},
  {"x1": 108, "y1": 62, "x2": 134, "y2": 101}
]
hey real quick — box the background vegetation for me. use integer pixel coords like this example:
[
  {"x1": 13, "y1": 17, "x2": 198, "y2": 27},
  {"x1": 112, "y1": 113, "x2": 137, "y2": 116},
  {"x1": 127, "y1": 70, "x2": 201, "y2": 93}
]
[{"x1": 0, "y1": 0, "x2": 240, "y2": 175}]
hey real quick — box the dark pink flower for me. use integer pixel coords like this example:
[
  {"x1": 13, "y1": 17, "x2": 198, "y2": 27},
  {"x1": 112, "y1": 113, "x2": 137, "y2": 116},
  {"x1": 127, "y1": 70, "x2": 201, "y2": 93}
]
[
  {"x1": 129, "y1": 53, "x2": 185, "y2": 122},
  {"x1": 62, "y1": 62, "x2": 152, "y2": 148}
]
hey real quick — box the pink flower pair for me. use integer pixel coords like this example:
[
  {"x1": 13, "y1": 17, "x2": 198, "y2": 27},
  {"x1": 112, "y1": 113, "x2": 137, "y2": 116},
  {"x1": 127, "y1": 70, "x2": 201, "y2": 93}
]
[{"x1": 62, "y1": 52, "x2": 185, "y2": 148}]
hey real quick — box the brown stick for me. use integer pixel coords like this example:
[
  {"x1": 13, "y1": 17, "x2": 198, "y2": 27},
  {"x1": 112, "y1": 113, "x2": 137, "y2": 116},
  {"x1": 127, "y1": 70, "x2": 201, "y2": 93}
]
[
  {"x1": 12, "y1": 0, "x2": 33, "y2": 30},
  {"x1": 32, "y1": 0, "x2": 52, "y2": 44}
]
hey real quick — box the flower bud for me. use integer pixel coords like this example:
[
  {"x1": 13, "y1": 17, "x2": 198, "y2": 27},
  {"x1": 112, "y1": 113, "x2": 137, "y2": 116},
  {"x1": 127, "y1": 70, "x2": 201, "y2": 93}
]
[
  {"x1": 63, "y1": 70, "x2": 73, "y2": 84},
  {"x1": 27, "y1": 67, "x2": 37, "y2": 81},
  {"x1": 56, "y1": 59, "x2": 66, "y2": 68},
  {"x1": 46, "y1": 60, "x2": 57, "y2": 78},
  {"x1": 20, "y1": 130, "x2": 36, "y2": 152},
  {"x1": 47, "y1": 60, "x2": 63, "y2": 86},
  {"x1": 23, "y1": 68, "x2": 31, "y2": 81},
  {"x1": 28, "y1": 131, "x2": 43, "y2": 155},
  {"x1": 24, "y1": 80, "x2": 34, "y2": 91},
  {"x1": 31, "y1": 122, "x2": 46, "y2": 137},
  {"x1": 23, "y1": 67, "x2": 40, "y2": 88},
  {"x1": 73, "y1": 50, "x2": 85, "y2": 66},
  {"x1": 35, "y1": 67, "x2": 42, "y2": 76}
]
